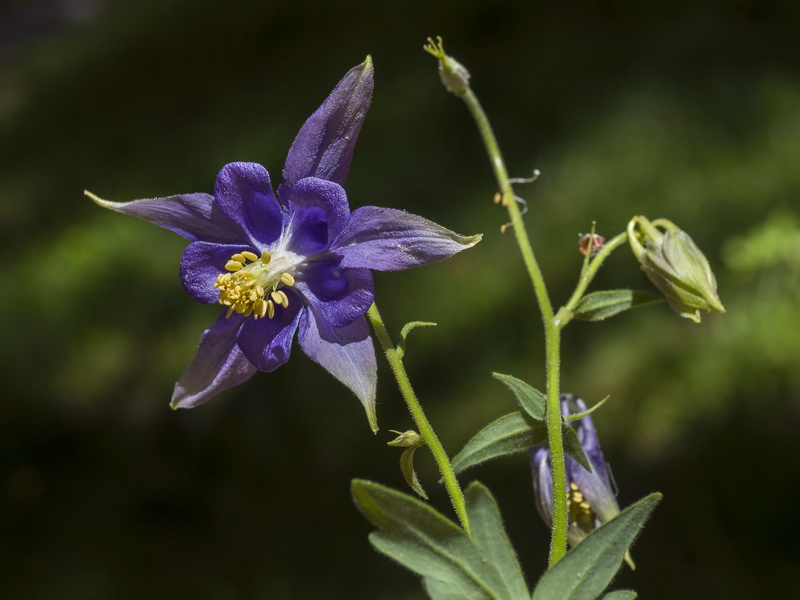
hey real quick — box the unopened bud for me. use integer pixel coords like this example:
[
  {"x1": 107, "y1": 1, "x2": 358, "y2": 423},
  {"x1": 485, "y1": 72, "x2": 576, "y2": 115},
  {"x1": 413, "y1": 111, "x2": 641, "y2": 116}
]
[
  {"x1": 628, "y1": 216, "x2": 725, "y2": 323},
  {"x1": 423, "y1": 36, "x2": 471, "y2": 97},
  {"x1": 579, "y1": 233, "x2": 606, "y2": 256},
  {"x1": 387, "y1": 430, "x2": 423, "y2": 448}
]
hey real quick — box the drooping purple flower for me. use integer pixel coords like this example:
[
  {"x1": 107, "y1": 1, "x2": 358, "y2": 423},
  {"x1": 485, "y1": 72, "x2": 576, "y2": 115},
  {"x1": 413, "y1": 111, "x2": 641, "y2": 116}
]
[
  {"x1": 531, "y1": 394, "x2": 635, "y2": 568},
  {"x1": 87, "y1": 57, "x2": 480, "y2": 431}
]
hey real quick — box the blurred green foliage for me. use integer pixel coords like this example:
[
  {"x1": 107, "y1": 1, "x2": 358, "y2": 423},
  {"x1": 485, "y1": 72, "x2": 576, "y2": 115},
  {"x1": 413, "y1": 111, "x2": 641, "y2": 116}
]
[{"x1": 1, "y1": 0, "x2": 799, "y2": 598}]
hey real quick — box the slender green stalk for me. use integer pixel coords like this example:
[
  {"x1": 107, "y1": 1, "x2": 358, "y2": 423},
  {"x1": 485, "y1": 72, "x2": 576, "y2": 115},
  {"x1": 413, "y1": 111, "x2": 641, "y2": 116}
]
[
  {"x1": 459, "y1": 86, "x2": 567, "y2": 565},
  {"x1": 557, "y1": 231, "x2": 629, "y2": 327},
  {"x1": 367, "y1": 303, "x2": 471, "y2": 536}
]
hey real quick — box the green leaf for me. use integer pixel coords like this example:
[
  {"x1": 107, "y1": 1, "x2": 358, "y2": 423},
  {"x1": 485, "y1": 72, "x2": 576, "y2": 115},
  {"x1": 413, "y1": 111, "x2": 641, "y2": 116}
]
[
  {"x1": 466, "y1": 482, "x2": 529, "y2": 599},
  {"x1": 601, "y1": 591, "x2": 637, "y2": 600},
  {"x1": 531, "y1": 493, "x2": 662, "y2": 600},
  {"x1": 563, "y1": 395, "x2": 609, "y2": 423},
  {"x1": 451, "y1": 412, "x2": 546, "y2": 474},
  {"x1": 398, "y1": 321, "x2": 437, "y2": 358},
  {"x1": 573, "y1": 290, "x2": 662, "y2": 322},
  {"x1": 400, "y1": 444, "x2": 428, "y2": 500},
  {"x1": 423, "y1": 576, "x2": 485, "y2": 599},
  {"x1": 562, "y1": 425, "x2": 592, "y2": 472},
  {"x1": 492, "y1": 372, "x2": 546, "y2": 421},
  {"x1": 352, "y1": 479, "x2": 510, "y2": 600}
]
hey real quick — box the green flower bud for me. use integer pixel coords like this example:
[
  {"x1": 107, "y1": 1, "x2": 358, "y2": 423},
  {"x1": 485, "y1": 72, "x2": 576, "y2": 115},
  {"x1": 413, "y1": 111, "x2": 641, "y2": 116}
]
[
  {"x1": 423, "y1": 36, "x2": 471, "y2": 97},
  {"x1": 387, "y1": 430, "x2": 423, "y2": 448},
  {"x1": 627, "y1": 216, "x2": 725, "y2": 323}
]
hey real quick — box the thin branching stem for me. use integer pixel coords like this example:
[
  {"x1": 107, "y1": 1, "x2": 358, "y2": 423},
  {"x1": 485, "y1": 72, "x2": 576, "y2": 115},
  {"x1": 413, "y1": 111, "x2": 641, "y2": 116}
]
[
  {"x1": 367, "y1": 303, "x2": 471, "y2": 536},
  {"x1": 459, "y1": 86, "x2": 567, "y2": 566}
]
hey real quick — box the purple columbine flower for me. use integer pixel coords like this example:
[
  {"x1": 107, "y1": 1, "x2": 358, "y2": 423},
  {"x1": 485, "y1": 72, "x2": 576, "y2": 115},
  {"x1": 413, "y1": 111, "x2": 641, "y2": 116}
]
[
  {"x1": 87, "y1": 57, "x2": 480, "y2": 431},
  {"x1": 531, "y1": 394, "x2": 635, "y2": 568}
]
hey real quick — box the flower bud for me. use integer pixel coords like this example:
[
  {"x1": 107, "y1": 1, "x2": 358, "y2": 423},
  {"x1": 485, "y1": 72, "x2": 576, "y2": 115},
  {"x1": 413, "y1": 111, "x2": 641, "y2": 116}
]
[
  {"x1": 627, "y1": 216, "x2": 725, "y2": 323},
  {"x1": 423, "y1": 36, "x2": 471, "y2": 97},
  {"x1": 530, "y1": 394, "x2": 635, "y2": 569},
  {"x1": 387, "y1": 430, "x2": 423, "y2": 448}
]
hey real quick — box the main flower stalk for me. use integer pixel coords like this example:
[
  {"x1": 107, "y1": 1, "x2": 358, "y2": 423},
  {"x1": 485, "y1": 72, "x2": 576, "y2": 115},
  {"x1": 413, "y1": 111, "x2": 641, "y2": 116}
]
[{"x1": 425, "y1": 37, "x2": 568, "y2": 564}]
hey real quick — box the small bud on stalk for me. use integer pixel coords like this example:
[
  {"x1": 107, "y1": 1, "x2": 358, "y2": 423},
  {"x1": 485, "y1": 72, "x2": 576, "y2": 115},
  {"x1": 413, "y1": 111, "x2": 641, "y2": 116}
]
[
  {"x1": 627, "y1": 216, "x2": 725, "y2": 323},
  {"x1": 388, "y1": 430, "x2": 423, "y2": 448},
  {"x1": 579, "y1": 233, "x2": 606, "y2": 256},
  {"x1": 423, "y1": 36, "x2": 471, "y2": 97}
]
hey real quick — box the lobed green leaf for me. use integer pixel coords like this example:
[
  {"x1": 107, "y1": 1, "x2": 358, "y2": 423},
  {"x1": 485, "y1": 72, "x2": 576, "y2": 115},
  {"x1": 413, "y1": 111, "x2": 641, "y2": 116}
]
[
  {"x1": 466, "y1": 482, "x2": 529, "y2": 599},
  {"x1": 531, "y1": 493, "x2": 662, "y2": 600},
  {"x1": 492, "y1": 373, "x2": 546, "y2": 421},
  {"x1": 573, "y1": 289, "x2": 662, "y2": 322},
  {"x1": 601, "y1": 591, "x2": 638, "y2": 600},
  {"x1": 562, "y1": 425, "x2": 592, "y2": 472},
  {"x1": 352, "y1": 479, "x2": 513, "y2": 600},
  {"x1": 451, "y1": 412, "x2": 546, "y2": 475}
]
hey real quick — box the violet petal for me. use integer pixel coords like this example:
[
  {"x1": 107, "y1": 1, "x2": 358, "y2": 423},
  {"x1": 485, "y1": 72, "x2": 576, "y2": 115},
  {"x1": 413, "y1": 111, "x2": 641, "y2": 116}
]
[
  {"x1": 237, "y1": 289, "x2": 303, "y2": 372},
  {"x1": 180, "y1": 241, "x2": 251, "y2": 304},
  {"x1": 171, "y1": 312, "x2": 255, "y2": 409},
  {"x1": 214, "y1": 163, "x2": 284, "y2": 247},
  {"x1": 531, "y1": 447, "x2": 554, "y2": 527},
  {"x1": 298, "y1": 308, "x2": 377, "y2": 432},
  {"x1": 280, "y1": 57, "x2": 374, "y2": 193},
  {"x1": 285, "y1": 177, "x2": 351, "y2": 251},
  {"x1": 293, "y1": 262, "x2": 374, "y2": 329},
  {"x1": 86, "y1": 191, "x2": 242, "y2": 244},
  {"x1": 569, "y1": 397, "x2": 612, "y2": 488},
  {"x1": 331, "y1": 206, "x2": 482, "y2": 271}
]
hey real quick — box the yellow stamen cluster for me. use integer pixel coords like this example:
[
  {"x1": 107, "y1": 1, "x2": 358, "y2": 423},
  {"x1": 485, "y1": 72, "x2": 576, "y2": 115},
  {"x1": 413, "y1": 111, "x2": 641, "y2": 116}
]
[
  {"x1": 213, "y1": 250, "x2": 295, "y2": 320},
  {"x1": 566, "y1": 481, "x2": 594, "y2": 530}
]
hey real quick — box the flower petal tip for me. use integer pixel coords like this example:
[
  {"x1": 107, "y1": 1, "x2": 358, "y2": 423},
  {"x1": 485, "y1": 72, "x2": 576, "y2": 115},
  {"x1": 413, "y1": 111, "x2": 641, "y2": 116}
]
[
  {"x1": 367, "y1": 412, "x2": 379, "y2": 435},
  {"x1": 465, "y1": 232, "x2": 483, "y2": 246},
  {"x1": 85, "y1": 189, "x2": 109, "y2": 207},
  {"x1": 169, "y1": 393, "x2": 190, "y2": 410}
]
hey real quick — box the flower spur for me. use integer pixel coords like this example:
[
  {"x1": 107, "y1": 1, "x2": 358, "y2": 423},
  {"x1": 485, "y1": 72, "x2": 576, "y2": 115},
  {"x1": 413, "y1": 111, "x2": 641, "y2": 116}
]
[{"x1": 87, "y1": 57, "x2": 480, "y2": 431}]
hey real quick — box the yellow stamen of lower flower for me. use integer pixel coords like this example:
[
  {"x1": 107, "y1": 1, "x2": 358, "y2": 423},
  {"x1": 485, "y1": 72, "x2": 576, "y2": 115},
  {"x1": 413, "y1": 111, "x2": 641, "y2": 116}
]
[
  {"x1": 566, "y1": 481, "x2": 595, "y2": 531},
  {"x1": 214, "y1": 249, "x2": 295, "y2": 321}
]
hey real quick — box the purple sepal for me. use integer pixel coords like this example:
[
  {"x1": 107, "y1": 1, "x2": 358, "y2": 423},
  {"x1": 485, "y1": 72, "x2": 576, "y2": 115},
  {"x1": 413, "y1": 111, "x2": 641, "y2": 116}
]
[
  {"x1": 530, "y1": 394, "x2": 622, "y2": 537},
  {"x1": 531, "y1": 447, "x2": 553, "y2": 527},
  {"x1": 298, "y1": 308, "x2": 377, "y2": 432},
  {"x1": 280, "y1": 57, "x2": 374, "y2": 193},
  {"x1": 568, "y1": 397, "x2": 613, "y2": 490},
  {"x1": 561, "y1": 397, "x2": 620, "y2": 523},
  {"x1": 332, "y1": 207, "x2": 482, "y2": 271},
  {"x1": 171, "y1": 313, "x2": 255, "y2": 409},
  {"x1": 87, "y1": 191, "x2": 242, "y2": 244}
]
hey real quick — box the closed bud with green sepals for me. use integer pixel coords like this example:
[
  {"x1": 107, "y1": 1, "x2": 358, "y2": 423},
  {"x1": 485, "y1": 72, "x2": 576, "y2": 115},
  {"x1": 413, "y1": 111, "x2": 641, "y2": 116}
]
[{"x1": 627, "y1": 216, "x2": 725, "y2": 323}]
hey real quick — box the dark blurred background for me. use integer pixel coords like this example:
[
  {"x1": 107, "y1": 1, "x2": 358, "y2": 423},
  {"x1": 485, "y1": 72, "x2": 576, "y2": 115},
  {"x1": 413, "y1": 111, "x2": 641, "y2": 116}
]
[{"x1": 2, "y1": 0, "x2": 799, "y2": 598}]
